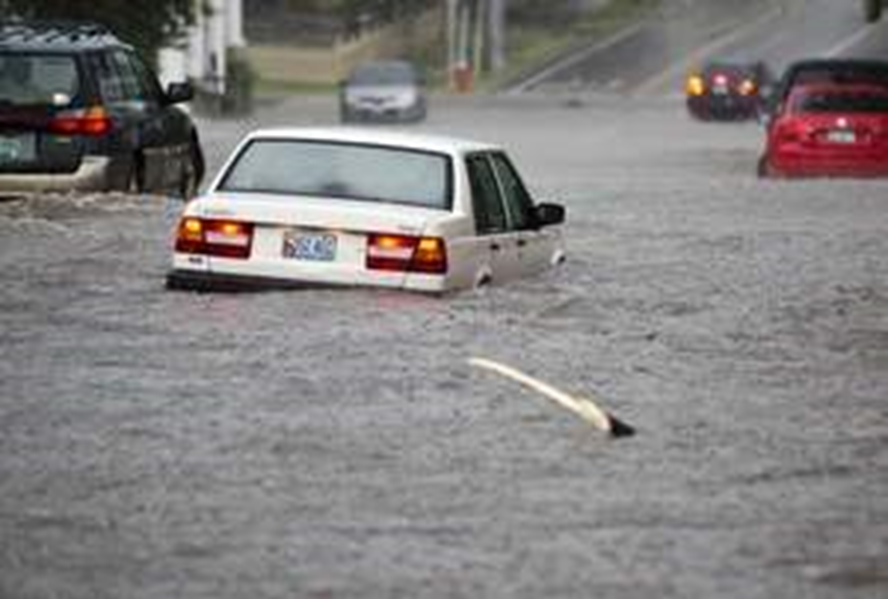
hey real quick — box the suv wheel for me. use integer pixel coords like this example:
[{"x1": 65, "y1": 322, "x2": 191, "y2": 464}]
[
  {"x1": 126, "y1": 155, "x2": 144, "y2": 194},
  {"x1": 179, "y1": 140, "x2": 204, "y2": 199},
  {"x1": 179, "y1": 155, "x2": 200, "y2": 199}
]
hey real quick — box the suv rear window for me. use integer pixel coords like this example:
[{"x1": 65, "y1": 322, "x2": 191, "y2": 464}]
[{"x1": 0, "y1": 53, "x2": 79, "y2": 106}]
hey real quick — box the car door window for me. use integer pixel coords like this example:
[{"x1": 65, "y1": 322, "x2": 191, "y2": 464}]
[
  {"x1": 466, "y1": 153, "x2": 507, "y2": 235},
  {"x1": 109, "y1": 50, "x2": 142, "y2": 102},
  {"x1": 490, "y1": 152, "x2": 536, "y2": 230},
  {"x1": 126, "y1": 52, "x2": 164, "y2": 105},
  {"x1": 88, "y1": 51, "x2": 125, "y2": 104}
]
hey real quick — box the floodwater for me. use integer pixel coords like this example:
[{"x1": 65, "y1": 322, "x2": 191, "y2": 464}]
[{"x1": 1, "y1": 92, "x2": 886, "y2": 598}]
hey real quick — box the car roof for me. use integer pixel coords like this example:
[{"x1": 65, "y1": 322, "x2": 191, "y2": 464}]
[
  {"x1": 786, "y1": 58, "x2": 888, "y2": 70},
  {"x1": 789, "y1": 81, "x2": 888, "y2": 95},
  {"x1": 702, "y1": 61, "x2": 761, "y2": 72},
  {"x1": 782, "y1": 58, "x2": 888, "y2": 81},
  {"x1": 0, "y1": 21, "x2": 129, "y2": 52},
  {"x1": 241, "y1": 127, "x2": 501, "y2": 155},
  {"x1": 775, "y1": 58, "x2": 888, "y2": 99},
  {"x1": 354, "y1": 59, "x2": 415, "y2": 70}
]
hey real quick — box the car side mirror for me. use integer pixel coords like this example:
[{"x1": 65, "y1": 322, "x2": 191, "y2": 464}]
[
  {"x1": 535, "y1": 202, "x2": 566, "y2": 227},
  {"x1": 760, "y1": 99, "x2": 786, "y2": 128},
  {"x1": 165, "y1": 81, "x2": 194, "y2": 104}
]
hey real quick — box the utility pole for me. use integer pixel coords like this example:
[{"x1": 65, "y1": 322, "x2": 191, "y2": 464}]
[
  {"x1": 448, "y1": 0, "x2": 501, "y2": 91},
  {"x1": 473, "y1": 0, "x2": 486, "y2": 74},
  {"x1": 207, "y1": 0, "x2": 227, "y2": 96},
  {"x1": 447, "y1": 0, "x2": 459, "y2": 89},
  {"x1": 488, "y1": 0, "x2": 505, "y2": 73}
]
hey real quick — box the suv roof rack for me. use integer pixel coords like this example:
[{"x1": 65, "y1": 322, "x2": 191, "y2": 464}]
[{"x1": 0, "y1": 19, "x2": 122, "y2": 48}]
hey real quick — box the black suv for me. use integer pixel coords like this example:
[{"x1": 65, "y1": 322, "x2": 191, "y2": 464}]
[
  {"x1": 0, "y1": 21, "x2": 203, "y2": 197},
  {"x1": 685, "y1": 61, "x2": 775, "y2": 122}
]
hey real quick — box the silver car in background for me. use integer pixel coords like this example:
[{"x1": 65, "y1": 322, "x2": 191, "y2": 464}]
[{"x1": 339, "y1": 60, "x2": 427, "y2": 123}]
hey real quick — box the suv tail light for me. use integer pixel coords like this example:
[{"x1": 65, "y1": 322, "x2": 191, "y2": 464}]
[
  {"x1": 366, "y1": 234, "x2": 447, "y2": 274},
  {"x1": 175, "y1": 217, "x2": 254, "y2": 259},
  {"x1": 49, "y1": 106, "x2": 112, "y2": 136},
  {"x1": 737, "y1": 78, "x2": 757, "y2": 96},
  {"x1": 686, "y1": 75, "x2": 705, "y2": 96}
]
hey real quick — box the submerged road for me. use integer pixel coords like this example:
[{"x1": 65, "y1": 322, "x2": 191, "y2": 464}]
[
  {"x1": 1, "y1": 88, "x2": 887, "y2": 598},
  {"x1": 1, "y1": 1, "x2": 887, "y2": 597},
  {"x1": 513, "y1": 0, "x2": 888, "y2": 96}
]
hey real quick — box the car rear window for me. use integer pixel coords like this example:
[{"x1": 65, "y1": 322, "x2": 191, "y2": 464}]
[
  {"x1": 704, "y1": 65, "x2": 752, "y2": 80},
  {"x1": 218, "y1": 139, "x2": 452, "y2": 209},
  {"x1": 350, "y1": 63, "x2": 416, "y2": 86},
  {"x1": 0, "y1": 53, "x2": 79, "y2": 106},
  {"x1": 783, "y1": 64, "x2": 888, "y2": 101},
  {"x1": 791, "y1": 89, "x2": 888, "y2": 114}
]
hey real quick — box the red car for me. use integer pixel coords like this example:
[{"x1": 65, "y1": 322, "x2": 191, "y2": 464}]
[{"x1": 759, "y1": 82, "x2": 888, "y2": 177}]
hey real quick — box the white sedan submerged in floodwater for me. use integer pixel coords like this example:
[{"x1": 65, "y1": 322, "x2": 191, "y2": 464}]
[{"x1": 166, "y1": 128, "x2": 566, "y2": 293}]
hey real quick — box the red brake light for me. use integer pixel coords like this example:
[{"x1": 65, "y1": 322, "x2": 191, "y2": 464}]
[
  {"x1": 774, "y1": 119, "x2": 804, "y2": 144},
  {"x1": 49, "y1": 106, "x2": 112, "y2": 137},
  {"x1": 738, "y1": 79, "x2": 757, "y2": 96},
  {"x1": 175, "y1": 217, "x2": 254, "y2": 259},
  {"x1": 366, "y1": 234, "x2": 447, "y2": 274}
]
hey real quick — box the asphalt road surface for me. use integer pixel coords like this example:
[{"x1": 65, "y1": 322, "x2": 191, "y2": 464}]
[
  {"x1": 514, "y1": 0, "x2": 888, "y2": 96},
  {"x1": 1, "y1": 4, "x2": 887, "y2": 599}
]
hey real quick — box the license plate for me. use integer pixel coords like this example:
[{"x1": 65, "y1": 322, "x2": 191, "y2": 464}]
[
  {"x1": 827, "y1": 130, "x2": 856, "y2": 144},
  {"x1": 282, "y1": 231, "x2": 337, "y2": 262},
  {"x1": 0, "y1": 133, "x2": 36, "y2": 163}
]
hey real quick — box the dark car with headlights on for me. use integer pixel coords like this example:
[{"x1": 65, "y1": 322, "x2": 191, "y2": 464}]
[
  {"x1": 0, "y1": 21, "x2": 203, "y2": 197},
  {"x1": 339, "y1": 60, "x2": 427, "y2": 124},
  {"x1": 686, "y1": 61, "x2": 774, "y2": 122}
]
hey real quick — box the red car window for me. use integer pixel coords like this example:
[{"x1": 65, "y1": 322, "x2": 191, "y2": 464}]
[{"x1": 789, "y1": 85, "x2": 888, "y2": 114}]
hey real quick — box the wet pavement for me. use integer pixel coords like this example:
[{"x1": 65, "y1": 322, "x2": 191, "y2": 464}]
[
  {"x1": 512, "y1": 0, "x2": 888, "y2": 96},
  {"x1": 1, "y1": 90, "x2": 886, "y2": 598}
]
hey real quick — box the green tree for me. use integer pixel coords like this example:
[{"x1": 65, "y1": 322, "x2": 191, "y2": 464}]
[{"x1": 5, "y1": 0, "x2": 195, "y2": 63}]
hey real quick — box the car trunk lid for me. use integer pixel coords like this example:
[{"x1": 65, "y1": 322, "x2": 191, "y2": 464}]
[
  {"x1": 796, "y1": 114, "x2": 888, "y2": 150},
  {"x1": 192, "y1": 192, "x2": 447, "y2": 287}
]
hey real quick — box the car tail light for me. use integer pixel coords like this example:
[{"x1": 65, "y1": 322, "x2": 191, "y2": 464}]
[
  {"x1": 366, "y1": 234, "x2": 447, "y2": 274},
  {"x1": 713, "y1": 73, "x2": 729, "y2": 87},
  {"x1": 774, "y1": 119, "x2": 805, "y2": 145},
  {"x1": 49, "y1": 106, "x2": 112, "y2": 136},
  {"x1": 738, "y1": 78, "x2": 757, "y2": 96},
  {"x1": 686, "y1": 75, "x2": 705, "y2": 96},
  {"x1": 174, "y1": 217, "x2": 254, "y2": 259}
]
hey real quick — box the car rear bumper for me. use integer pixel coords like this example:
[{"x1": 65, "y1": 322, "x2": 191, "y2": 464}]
[
  {"x1": 686, "y1": 96, "x2": 759, "y2": 120},
  {"x1": 166, "y1": 269, "x2": 340, "y2": 292},
  {"x1": 166, "y1": 267, "x2": 448, "y2": 294},
  {"x1": 343, "y1": 103, "x2": 425, "y2": 123},
  {"x1": 0, "y1": 156, "x2": 111, "y2": 194},
  {"x1": 767, "y1": 150, "x2": 888, "y2": 177}
]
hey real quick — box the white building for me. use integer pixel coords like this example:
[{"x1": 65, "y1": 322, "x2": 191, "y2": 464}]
[{"x1": 158, "y1": 0, "x2": 244, "y2": 96}]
